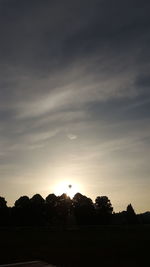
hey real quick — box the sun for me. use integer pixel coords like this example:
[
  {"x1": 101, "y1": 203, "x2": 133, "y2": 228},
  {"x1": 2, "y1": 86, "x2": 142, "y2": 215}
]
[{"x1": 54, "y1": 180, "x2": 80, "y2": 198}]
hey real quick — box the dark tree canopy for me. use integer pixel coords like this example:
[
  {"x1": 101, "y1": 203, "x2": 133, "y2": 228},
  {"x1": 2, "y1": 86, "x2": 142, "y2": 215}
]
[
  {"x1": 73, "y1": 193, "x2": 95, "y2": 225},
  {"x1": 0, "y1": 193, "x2": 141, "y2": 227},
  {"x1": 46, "y1": 194, "x2": 58, "y2": 206},
  {"x1": 95, "y1": 196, "x2": 113, "y2": 224},
  {"x1": 56, "y1": 194, "x2": 72, "y2": 227},
  {"x1": 127, "y1": 204, "x2": 136, "y2": 215},
  {"x1": 0, "y1": 197, "x2": 7, "y2": 208},
  {"x1": 30, "y1": 194, "x2": 45, "y2": 205},
  {"x1": 0, "y1": 197, "x2": 9, "y2": 226},
  {"x1": 15, "y1": 196, "x2": 30, "y2": 208},
  {"x1": 126, "y1": 203, "x2": 137, "y2": 224},
  {"x1": 95, "y1": 196, "x2": 113, "y2": 214}
]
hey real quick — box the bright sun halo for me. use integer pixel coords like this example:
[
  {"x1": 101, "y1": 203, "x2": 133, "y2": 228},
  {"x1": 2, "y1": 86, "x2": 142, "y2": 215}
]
[{"x1": 54, "y1": 181, "x2": 80, "y2": 198}]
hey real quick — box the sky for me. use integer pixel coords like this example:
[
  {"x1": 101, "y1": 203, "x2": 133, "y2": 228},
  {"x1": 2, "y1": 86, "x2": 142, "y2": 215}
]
[{"x1": 0, "y1": 0, "x2": 150, "y2": 212}]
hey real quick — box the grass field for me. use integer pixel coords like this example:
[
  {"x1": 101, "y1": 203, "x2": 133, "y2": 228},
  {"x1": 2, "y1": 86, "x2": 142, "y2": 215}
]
[{"x1": 0, "y1": 225, "x2": 149, "y2": 267}]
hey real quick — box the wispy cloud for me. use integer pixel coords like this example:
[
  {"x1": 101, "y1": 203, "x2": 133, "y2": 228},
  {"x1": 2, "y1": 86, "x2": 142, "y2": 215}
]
[{"x1": 67, "y1": 134, "x2": 78, "y2": 140}]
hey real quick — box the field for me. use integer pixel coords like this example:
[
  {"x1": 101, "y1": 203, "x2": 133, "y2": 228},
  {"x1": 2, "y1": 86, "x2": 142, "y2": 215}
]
[{"x1": 0, "y1": 225, "x2": 149, "y2": 267}]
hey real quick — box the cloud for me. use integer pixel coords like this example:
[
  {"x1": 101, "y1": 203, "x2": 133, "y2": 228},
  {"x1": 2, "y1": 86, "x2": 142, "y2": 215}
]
[
  {"x1": 67, "y1": 134, "x2": 78, "y2": 140},
  {"x1": 11, "y1": 56, "x2": 140, "y2": 120}
]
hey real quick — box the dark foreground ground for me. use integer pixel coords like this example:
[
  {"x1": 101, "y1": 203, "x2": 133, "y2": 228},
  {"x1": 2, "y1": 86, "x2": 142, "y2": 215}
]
[
  {"x1": 0, "y1": 261, "x2": 55, "y2": 267},
  {"x1": 0, "y1": 225, "x2": 149, "y2": 267}
]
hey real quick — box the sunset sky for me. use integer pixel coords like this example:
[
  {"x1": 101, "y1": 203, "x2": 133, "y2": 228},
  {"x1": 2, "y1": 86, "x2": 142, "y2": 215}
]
[{"x1": 0, "y1": 0, "x2": 150, "y2": 212}]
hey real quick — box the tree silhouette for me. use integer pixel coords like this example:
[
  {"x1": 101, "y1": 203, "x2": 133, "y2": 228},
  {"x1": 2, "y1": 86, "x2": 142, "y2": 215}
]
[
  {"x1": 0, "y1": 197, "x2": 7, "y2": 208},
  {"x1": 45, "y1": 193, "x2": 58, "y2": 225},
  {"x1": 15, "y1": 196, "x2": 30, "y2": 208},
  {"x1": 95, "y1": 196, "x2": 113, "y2": 224},
  {"x1": 30, "y1": 194, "x2": 45, "y2": 226},
  {"x1": 0, "y1": 197, "x2": 9, "y2": 226},
  {"x1": 12, "y1": 196, "x2": 31, "y2": 226},
  {"x1": 30, "y1": 194, "x2": 45, "y2": 206},
  {"x1": 46, "y1": 193, "x2": 58, "y2": 206},
  {"x1": 126, "y1": 204, "x2": 137, "y2": 224},
  {"x1": 0, "y1": 193, "x2": 140, "y2": 227},
  {"x1": 73, "y1": 193, "x2": 95, "y2": 225},
  {"x1": 56, "y1": 193, "x2": 72, "y2": 228}
]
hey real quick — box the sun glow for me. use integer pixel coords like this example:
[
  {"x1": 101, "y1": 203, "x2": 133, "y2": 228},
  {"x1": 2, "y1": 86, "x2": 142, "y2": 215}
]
[{"x1": 54, "y1": 180, "x2": 80, "y2": 198}]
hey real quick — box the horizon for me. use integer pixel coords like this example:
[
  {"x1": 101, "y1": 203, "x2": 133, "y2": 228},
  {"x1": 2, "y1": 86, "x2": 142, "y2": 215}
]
[
  {"x1": 0, "y1": 0, "x2": 150, "y2": 214},
  {"x1": 1, "y1": 190, "x2": 149, "y2": 214}
]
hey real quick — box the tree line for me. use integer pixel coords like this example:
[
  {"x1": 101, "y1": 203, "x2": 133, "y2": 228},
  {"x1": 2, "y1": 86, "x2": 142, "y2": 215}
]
[{"x1": 0, "y1": 193, "x2": 139, "y2": 227}]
